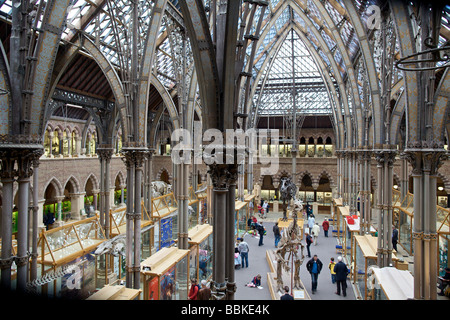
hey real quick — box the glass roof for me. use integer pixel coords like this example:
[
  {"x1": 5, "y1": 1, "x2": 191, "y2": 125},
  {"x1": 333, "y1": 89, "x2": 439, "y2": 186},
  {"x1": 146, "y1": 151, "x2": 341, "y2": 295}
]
[{"x1": 254, "y1": 29, "x2": 333, "y2": 116}]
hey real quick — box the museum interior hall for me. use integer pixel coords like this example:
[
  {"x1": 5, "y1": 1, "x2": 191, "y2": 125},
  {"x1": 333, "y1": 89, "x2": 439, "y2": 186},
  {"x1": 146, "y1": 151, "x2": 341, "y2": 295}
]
[{"x1": 0, "y1": 0, "x2": 449, "y2": 302}]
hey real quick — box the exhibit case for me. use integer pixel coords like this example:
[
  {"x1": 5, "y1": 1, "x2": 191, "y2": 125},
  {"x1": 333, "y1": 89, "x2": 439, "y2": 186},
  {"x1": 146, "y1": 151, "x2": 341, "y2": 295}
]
[
  {"x1": 437, "y1": 208, "x2": 450, "y2": 276},
  {"x1": 140, "y1": 247, "x2": 190, "y2": 300},
  {"x1": 188, "y1": 224, "x2": 213, "y2": 282},
  {"x1": 36, "y1": 216, "x2": 106, "y2": 298},
  {"x1": 367, "y1": 267, "x2": 414, "y2": 300},
  {"x1": 235, "y1": 200, "x2": 248, "y2": 240},
  {"x1": 195, "y1": 183, "x2": 208, "y2": 224},
  {"x1": 188, "y1": 187, "x2": 200, "y2": 230},
  {"x1": 343, "y1": 217, "x2": 376, "y2": 268},
  {"x1": 353, "y1": 234, "x2": 399, "y2": 300},
  {"x1": 151, "y1": 193, "x2": 178, "y2": 249},
  {"x1": 332, "y1": 197, "x2": 343, "y2": 231}
]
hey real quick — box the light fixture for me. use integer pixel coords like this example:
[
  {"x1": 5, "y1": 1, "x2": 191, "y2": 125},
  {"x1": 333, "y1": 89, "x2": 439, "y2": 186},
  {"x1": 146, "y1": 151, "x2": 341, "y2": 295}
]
[
  {"x1": 438, "y1": 186, "x2": 444, "y2": 191},
  {"x1": 393, "y1": 185, "x2": 398, "y2": 190}
]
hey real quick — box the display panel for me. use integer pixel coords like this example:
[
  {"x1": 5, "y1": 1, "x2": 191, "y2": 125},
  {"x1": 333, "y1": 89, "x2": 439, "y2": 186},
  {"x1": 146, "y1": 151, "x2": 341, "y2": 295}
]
[{"x1": 198, "y1": 234, "x2": 213, "y2": 280}]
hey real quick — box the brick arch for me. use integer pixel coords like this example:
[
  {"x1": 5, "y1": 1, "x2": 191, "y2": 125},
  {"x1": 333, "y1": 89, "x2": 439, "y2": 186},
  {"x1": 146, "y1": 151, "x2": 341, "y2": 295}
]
[
  {"x1": 84, "y1": 173, "x2": 100, "y2": 191},
  {"x1": 63, "y1": 175, "x2": 81, "y2": 194},
  {"x1": 317, "y1": 170, "x2": 335, "y2": 188},
  {"x1": 155, "y1": 167, "x2": 172, "y2": 184},
  {"x1": 114, "y1": 170, "x2": 126, "y2": 186},
  {"x1": 437, "y1": 172, "x2": 450, "y2": 193},
  {"x1": 42, "y1": 177, "x2": 64, "y2": 199},
  {"x1": 297, "y1": 170, "x2": 314, "y2": 186}
]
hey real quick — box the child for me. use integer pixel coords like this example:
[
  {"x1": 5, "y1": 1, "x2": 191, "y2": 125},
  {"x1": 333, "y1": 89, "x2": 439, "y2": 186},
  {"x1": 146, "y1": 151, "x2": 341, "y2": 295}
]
[
  {"x1": 328, "y1": 257, "x2": 336, "y2": 284},
  {"x1": 246, "y1": 274, "x2": 263, "y2": 289}
]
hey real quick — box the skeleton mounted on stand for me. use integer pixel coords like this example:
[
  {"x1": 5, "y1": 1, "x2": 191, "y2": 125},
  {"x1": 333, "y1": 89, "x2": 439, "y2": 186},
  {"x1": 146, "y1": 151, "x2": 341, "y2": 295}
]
[
  {"x1": 279, "y1": 177, "x2": 297, "y2": 221},
  {"x1": 275, "y1": 198, "x2": 305, "y2": 293}
]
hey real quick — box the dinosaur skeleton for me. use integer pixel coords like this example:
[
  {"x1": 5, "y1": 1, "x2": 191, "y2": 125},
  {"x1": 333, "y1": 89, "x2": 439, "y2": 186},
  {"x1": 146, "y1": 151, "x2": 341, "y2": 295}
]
[
  {"x1": 26, "y1": 264, "x2": 78, "y2": 293},
  {"x1": 279, "y1": 177, "x2": 297, "y2": 221},
  {"x1": 94, "y1": 234, "x2": 126, "y2": 257},
  {"x1": 275, "y1": 199, "x2": 305, "y2": 293}
]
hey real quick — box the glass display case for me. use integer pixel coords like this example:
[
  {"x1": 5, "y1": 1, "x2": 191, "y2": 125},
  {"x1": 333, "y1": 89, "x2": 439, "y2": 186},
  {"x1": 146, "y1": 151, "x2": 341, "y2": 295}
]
[
  {"x1": 353, "y1": 235, "x2": 399, "y2": 300},
  {"x1": 140, "y1": 247, "x2": 190, "y2": 300},
  {"x1": 307, "y1": 145, "x2": 315, "y2": 157},
  {"x1": 260, "y1": 189, "x2": 277, "y2": 201},
  {"x1": 324, "y1": 144, "x2": 333, "y2": 157},
  {"x1": 108, "y1": 202, "x2": 154, "y2": 259},
  {"x1": 151, "y1": 193, "x2": 178, "y2": 250},
  {"x1": 332, "y1": 198, "x2": 343, "y2": 231},
  {"x1": 298, "y1": 145, "x2": 306, "y2": 157},
  {"x1": 438, "y1": 196, "x2": 448, "y2": 208},
  {"x1": 316, "y1": 192, "x2": 332, "y2": 206},
  {"x1": 109, "y1": 202, "x2": 153, "y2": 238},
  {"x1": 396, "y1": 207, "x2": 413, "y2": 255},
  {"x1": 297, "y1": 191, "x2": 315, "y2": 203},
  {"x1": 36, "y1": 216, "x2": 106, "y2": 298},
  {"x1": 235, "y1": 201, "x2": 248, "y2": 240},
  {"x1": 188, "y1": 224, "x2": 213, "y2": 282},
  {"x1": 437, "y1": 208, "x2": 449, "y2": 277},
  {"x1": 366, "y1": 267, "x2": 414, "y2": 300},
  {"x1": 188, "y1": 187, "x2": 200, "y2": 230},
  {"x1": 343, "y1": 217, "x2": 376, "y2": 267}
]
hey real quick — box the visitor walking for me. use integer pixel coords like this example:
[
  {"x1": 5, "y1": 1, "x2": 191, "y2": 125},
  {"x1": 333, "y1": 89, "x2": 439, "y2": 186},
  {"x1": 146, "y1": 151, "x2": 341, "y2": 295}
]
[
  {"x1": 306, "y1": 255, "x2": 323, "y2": 294},
  {"x1": 334, "y1": 256, "x2": 349, "y2": 297},
  {"x1": 197, "y1": 280, "x2": 211, "y2": 300},
  {"x1": 257, "y1": 222, "x2": 265, "y2": 246},
  {"x1": 328, "y1": 257, "x2": 336, "y2": 284},
  {"x1": 238, "y1": 238, "x2": 250, "y2": 268},
  {"x1": 273, "y1": 222, "x2": 281, "y2": 248},
  {"x1": 307, "y1": 214, "x2": 315, "y2": 234},
  {"x1": 392, "y1": 225, "x2": 399, "y2": 252},
  {"x1": 262, "y1": 201, "x2": 269, "y2": 218},
  {"x1": 312, "y1": 223, "x2": 320, "y2": 245},
  {"x1": 322, "y1": 218, "x2": 330, "y2": 237},
  {"x1": 305, "y1": 232, "x2": 313, "y2": 258}
]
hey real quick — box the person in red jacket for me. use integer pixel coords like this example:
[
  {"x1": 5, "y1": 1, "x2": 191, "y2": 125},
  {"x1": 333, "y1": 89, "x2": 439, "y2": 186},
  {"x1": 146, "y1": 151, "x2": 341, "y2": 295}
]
[
  {"x1": 322, "y1": 218, "x2": 330, "y2": 237},
  {"x1": 188, "y1": 278, "x2": 199, "y2": 300}
]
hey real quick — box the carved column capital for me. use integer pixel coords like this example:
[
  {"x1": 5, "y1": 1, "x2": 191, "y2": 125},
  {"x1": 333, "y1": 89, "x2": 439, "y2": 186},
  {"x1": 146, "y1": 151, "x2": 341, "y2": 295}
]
[
  {"x1": 121, "y1": 148, "x2": 148, "y2": 169},
  {"x1": 208, "y1": 163, "x2": 238, "y2": 190},
  {"x1": 97, "y1": 146, "x2": 114, "y2": 162}
]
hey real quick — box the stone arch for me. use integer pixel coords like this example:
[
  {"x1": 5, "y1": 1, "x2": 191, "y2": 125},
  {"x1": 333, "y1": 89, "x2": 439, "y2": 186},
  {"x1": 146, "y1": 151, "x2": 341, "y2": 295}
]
[
  {"x1": 42, "y1": 177, "x2": 64, "y2": 199},
  {"x1": 297, "y1": 170, "x2": 314, "y2": 186},
  {"x1": 114, "y1": 171, "x2": 126, "y2": 187},
  {"x1": 63, "y1": 176, "x2": 81, "y2": 195},
  {"x1": 84, "y1": 173, "x2": 100, "y2": 192},
  {"x1": 437, "y1": 172, "x2": 450, "y2": 193},
  {"x1": 155, "y1": 167, "x2": 172, "y2": 184},
  {"x1": 317, "y1": 170, "x2": 335, "y2": 188}
]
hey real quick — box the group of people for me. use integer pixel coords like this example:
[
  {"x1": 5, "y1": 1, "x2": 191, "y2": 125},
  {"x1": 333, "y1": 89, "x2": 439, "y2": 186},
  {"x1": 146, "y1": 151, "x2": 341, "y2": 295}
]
[
  {"x1": 305, "y1": 255, "x2": 349, "y2": 296},
  {"x1": 187, "y1": 278, "x2": 212, "y2": 300}
]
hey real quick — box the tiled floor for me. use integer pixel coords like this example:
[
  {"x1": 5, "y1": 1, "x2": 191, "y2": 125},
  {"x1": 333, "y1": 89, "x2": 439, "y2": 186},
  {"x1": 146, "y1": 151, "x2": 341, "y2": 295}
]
[{"x1": 236, "y1": 209, "x2": 449, "y2": 300}]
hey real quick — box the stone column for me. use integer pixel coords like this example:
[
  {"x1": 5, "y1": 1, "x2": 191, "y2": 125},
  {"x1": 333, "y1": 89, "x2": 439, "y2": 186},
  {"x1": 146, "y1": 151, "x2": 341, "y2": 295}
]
[
  {"x1": 55, "y1": 196, "x2": 65, "y2": 226},
  {"x1": 98, "y1": 147, "x2": 113, "y2": 238},
  {"x1": 48, "y1": 131, "x2": 54, "y2": 158},
  {"x1": 122, "y1": 148, "x2": 147, "y2": 289},
  {"x1": 133, "y1": 151, "x2": 145, "y2": 290},
  {"x1": 92, "y1": 189, "x2": 100, "y2": 212},
  {"x1": 208, "y1": 162, "x2": 238, "y2": 300},
  {"x1": 374, "y1": 148, "x2": 396, "y2": 267},
  {"x1": 122, "y1": 151, "x2": 135, "y2": 288},
  {"x1": 15, "y1": 152, "x2": 35, "y2": 292},
  {"x1": 0, "y1": 155, "x2": 15, "y2": 290},
  {"x1": 30, "y1": 153, "x2": 43, "y2": 283},
  {"x1": 120, "y1": 184, "x2": 126, "y2": 206},
  {"x1": 404, "y1": 146, "x2": 446, "y2": 300}
]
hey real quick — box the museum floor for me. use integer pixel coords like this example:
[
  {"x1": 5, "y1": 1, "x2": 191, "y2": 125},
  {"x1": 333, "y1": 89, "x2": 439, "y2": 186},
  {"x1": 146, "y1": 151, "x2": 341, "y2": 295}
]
[{"x1": 234, "y1": 211, "x2": 450, "y2": 301}]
